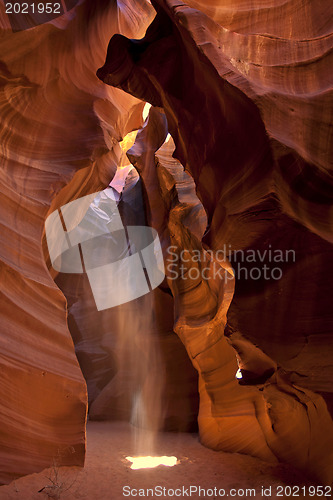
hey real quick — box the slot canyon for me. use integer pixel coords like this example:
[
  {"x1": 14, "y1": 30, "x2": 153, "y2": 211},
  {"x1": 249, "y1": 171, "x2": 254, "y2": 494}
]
[{"x1": 0, "y1": 0, "x2": 332, "y2": 498}]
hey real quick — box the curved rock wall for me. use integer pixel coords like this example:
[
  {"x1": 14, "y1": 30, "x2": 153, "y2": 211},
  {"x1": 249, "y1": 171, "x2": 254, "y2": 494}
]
[
  {"x1": 155, "y1": 135, "x2": 333, "y2": 484},
  {"x1": 97, "y1": 0, "x2": 333, "y2": 483},
  {"x1": 0, "y1": 0, "x2": 153, "y2": 484},
  {"x1": 0, "y1": 0, "x2": 332, "y2": 486}
]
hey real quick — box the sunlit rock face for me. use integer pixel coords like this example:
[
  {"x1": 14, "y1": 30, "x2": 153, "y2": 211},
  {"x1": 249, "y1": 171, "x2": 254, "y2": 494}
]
[
  {"x1": 97, "y1": 0, "x2": 333, "y2": 483},
  {"x1": 0, "y1": 0, "x2": 154, "y2": 484},
  {"x1": 0, "y1": 0, "x2": 332, "y2": 488}
]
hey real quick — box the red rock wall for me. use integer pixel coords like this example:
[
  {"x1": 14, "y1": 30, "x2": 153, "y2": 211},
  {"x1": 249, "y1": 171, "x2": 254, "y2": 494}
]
[
  {"x1": 0, "y1": 0, "x2": 153, "y2": 484},
  {"x1": 1, "y1": 0, "x2": 332, "y2": 486},
  {"x1": 97, "y1": 0, "x2": 333, "y2": 483}
]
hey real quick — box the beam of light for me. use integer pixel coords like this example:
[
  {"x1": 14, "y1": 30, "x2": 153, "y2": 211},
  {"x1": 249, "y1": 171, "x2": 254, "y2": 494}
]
[
  {"x1": 236, "y1": 368, "x2": 243, "y2": 379},
  {"x1": 126, "y1": 456, "x2": 178, "y2": 470}
]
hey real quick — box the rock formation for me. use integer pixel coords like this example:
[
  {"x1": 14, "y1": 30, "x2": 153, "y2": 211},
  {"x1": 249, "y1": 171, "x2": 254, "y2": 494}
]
[
  {"x1": 97, "y1": 0, "x2": 333, "y2": 483},
  {"x1": 0, "y1": 0, "x2": 332, "y2": 487},
  {"x1": 0, "y1": 0, "x2": 154, "y2": 484}
]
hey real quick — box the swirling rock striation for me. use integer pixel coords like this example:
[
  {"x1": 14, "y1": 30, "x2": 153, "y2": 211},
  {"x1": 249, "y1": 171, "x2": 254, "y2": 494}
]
[
  {"x1": 0, "y1": 0, "x2": 154, "y2": 484},
  {"x1": 97, "y1": 0, "x2": 333, "y2": 483},
  {"x1": 0, "y1": 0, "x2": 332, "y2": 487}
]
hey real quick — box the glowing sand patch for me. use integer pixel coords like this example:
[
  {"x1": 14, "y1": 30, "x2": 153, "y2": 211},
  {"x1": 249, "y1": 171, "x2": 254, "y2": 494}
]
[
  {"x1": 236, "y1": 368, "x2": 243, "y2": 379},
  {"x1": 126, "y1": 456, "x2": 178, "y2": 470}
]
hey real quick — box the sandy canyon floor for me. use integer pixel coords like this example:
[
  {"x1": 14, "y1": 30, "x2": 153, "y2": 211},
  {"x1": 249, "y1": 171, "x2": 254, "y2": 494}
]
[{"x1": 0, "y1": 422, "x2": 320, "y2": 499}]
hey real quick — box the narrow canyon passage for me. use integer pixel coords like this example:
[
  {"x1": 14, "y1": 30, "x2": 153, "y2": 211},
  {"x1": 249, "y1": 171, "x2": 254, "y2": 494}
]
[
  {"x1": 53, "y1": 153, "x2": 200, "y2": 442},
  {"x1": 0, "y1": 0, "x2": 332, "y2": 494}
]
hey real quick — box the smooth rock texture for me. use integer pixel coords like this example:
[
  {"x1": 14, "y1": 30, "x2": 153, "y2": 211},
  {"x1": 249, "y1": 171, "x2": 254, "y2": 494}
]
[
  {"x1": 0, "y1": 0, "x2": 154, "y2": 484},
  {"x1": 97, "y1": 0, "x2": 333, "y2": 483},
  {"x1": 154, "y1": 136, "x2": 333, "y2": 483},
  {"x1": 0, "y1": 0, "x2": 332, "y2": 488}
]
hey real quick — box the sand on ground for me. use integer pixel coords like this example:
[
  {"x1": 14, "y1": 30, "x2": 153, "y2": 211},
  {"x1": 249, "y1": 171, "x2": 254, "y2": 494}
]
[{"x1": 0, "y1": 421, "x2": 322, "y2": 499}]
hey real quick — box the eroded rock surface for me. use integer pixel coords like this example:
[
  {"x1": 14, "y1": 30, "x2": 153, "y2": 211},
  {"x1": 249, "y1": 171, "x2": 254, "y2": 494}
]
[
  {"x1": 0, "y1": 0, "x2": 154, "y2": 484},
  {"x1": 0, "y1": 0, "x2": 332, "y2": 486},
  {"x1": 97, "y1": 0, "x2": 333, "y2": 483}
]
